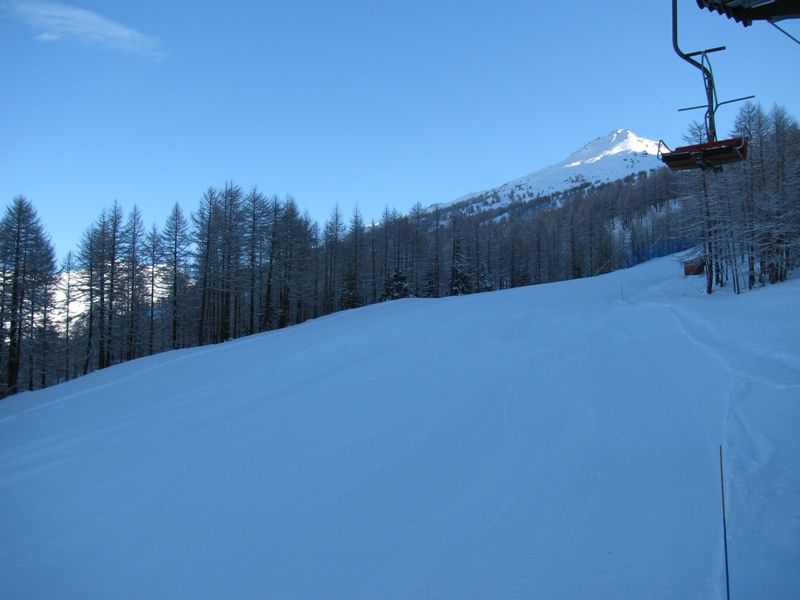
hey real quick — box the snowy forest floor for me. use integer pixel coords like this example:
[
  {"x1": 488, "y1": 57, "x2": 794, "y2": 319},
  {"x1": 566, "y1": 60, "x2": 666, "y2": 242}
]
[{"x1": 1, "y1": 254, "x2": 798, "y2": 599}]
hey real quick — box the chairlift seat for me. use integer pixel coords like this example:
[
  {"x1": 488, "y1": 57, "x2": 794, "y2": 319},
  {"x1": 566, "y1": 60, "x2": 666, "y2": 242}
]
[{"x1": 658, "y1": 137, "x2": 749, "y2": 171}]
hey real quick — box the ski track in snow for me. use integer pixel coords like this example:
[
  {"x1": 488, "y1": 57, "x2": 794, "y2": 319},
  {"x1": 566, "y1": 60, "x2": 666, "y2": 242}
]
[
  {"x1": 635, "y1": 276, "x2": 800, "y2": 600},
  {"x1": 0, "y1": 255, "x2": 798, "y2": 599}
]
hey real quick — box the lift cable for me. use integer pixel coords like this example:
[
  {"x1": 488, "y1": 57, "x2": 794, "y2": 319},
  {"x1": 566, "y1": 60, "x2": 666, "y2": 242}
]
[{"x1": 769, "y1": 19, "x2": 800, "y2": 46}]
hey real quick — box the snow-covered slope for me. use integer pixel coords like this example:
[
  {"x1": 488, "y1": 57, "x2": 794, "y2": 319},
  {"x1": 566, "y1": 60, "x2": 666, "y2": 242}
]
[
  {"x1": 449, "y1": 129, "x2": 663, "y2": 213},
  {"x1": 1, "y1": 257, "x2": 798, "y2": 599}
]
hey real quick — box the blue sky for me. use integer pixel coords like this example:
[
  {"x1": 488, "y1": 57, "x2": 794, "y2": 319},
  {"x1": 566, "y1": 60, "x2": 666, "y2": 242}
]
[{"x1": 2, "y1": 0, "x2": 799, "y2": 258}]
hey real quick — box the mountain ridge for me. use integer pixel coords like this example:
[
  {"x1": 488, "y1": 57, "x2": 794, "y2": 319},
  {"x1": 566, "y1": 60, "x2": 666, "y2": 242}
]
[{"x1": 439, "y1": 128, "x2": 663, "y2": 215}]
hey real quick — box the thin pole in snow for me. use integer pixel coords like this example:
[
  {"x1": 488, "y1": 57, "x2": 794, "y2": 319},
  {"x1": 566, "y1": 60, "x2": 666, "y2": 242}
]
[{"x1": 720, "y1": 445, "x2": 731, "y2": 600}]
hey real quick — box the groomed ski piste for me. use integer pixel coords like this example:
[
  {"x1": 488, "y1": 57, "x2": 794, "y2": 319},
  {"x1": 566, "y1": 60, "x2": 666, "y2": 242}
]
[{"x1": 1, "y1": 255, "x2": 798, "y2": 599}]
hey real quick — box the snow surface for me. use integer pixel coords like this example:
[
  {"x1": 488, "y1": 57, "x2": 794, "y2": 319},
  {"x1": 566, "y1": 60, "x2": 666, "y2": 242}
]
[
  {"x1": 1, "y1": 256, "x2": 798, "y2": 599},
  {"x1": 447, "y1": 129, "x2": 663, "y2": 214}
]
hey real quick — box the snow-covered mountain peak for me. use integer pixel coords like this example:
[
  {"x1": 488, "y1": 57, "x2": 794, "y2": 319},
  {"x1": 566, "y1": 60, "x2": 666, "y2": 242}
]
[
  {"x1": 563, "y1": 129, "x2": 660, "y2": 167},
  {"x1": 449, "y1": 128, "x2": 663, "y2": 214}
]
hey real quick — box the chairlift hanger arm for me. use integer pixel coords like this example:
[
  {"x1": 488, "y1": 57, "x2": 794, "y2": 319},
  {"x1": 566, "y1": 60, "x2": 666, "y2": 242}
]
[
  {"x1": 673, "y1": 0, "x2": 720, "y2": 141},
  {"x1": 672, "y1": 0, "x2": 714, "y2": 76}
]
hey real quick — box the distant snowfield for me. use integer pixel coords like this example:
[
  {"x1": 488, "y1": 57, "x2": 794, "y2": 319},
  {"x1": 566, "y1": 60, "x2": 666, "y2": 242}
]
[{"x1": 1, "y1": 256, "x2": 798, "y2": 599}]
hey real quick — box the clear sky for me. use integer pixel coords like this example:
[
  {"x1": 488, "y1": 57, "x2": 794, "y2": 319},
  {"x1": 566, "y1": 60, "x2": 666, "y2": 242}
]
[{"x1": 2, "y1": 0, "x2": 799, "y2": 259}]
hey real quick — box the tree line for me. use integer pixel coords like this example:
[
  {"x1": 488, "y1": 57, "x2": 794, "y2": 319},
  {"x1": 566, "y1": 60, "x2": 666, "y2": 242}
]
[
  {"x1": 678, "y1": 103, "x2": 800, "y2": 293},
  {"x1": 1, "y1": 102, "x2": 797, "y2": 397}
]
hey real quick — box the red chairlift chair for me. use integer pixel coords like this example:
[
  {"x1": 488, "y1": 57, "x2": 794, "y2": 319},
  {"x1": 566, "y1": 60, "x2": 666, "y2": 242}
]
[
  {"x1": 661, "y1": 0, "x2": 755, "y2": 172},
  {"x1": 658, "y1": 136, "x2": 749, "y2": 171}
]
